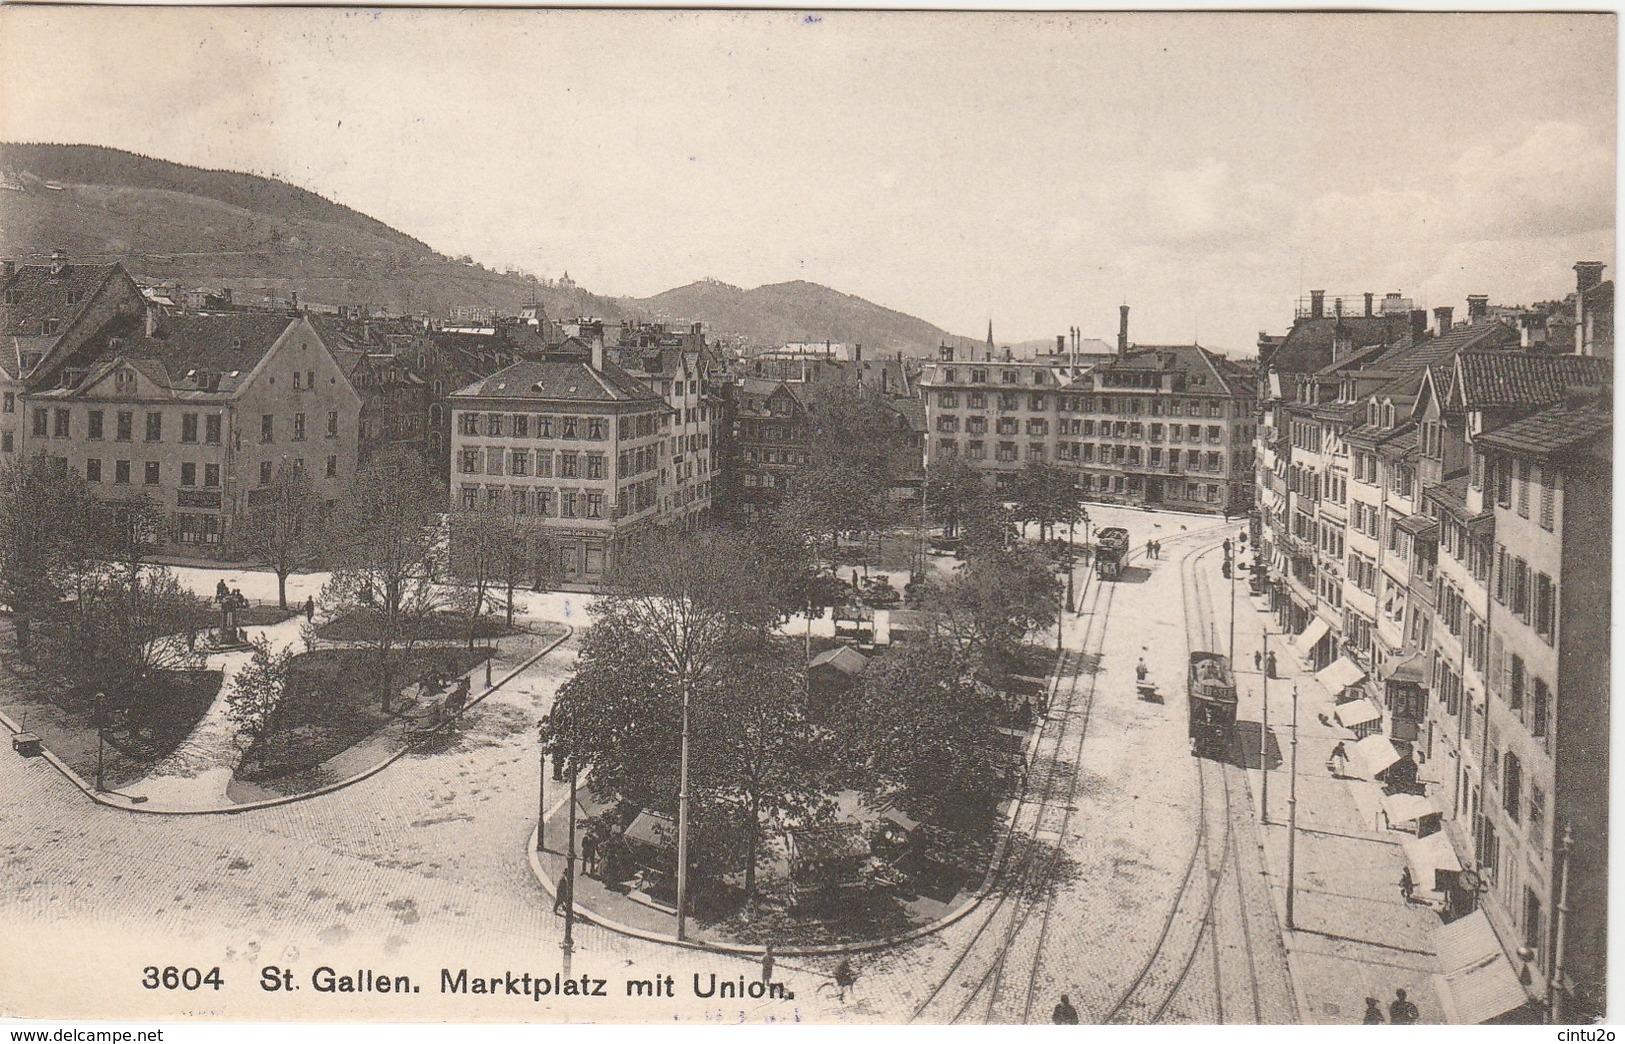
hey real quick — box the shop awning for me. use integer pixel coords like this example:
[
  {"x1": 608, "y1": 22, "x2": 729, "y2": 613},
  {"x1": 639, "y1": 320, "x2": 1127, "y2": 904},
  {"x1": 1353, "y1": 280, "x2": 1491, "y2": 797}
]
[
  {"x1": 1290, "y1": 617, "x2": 1331, "y2": 658},
  {"x1": 1384, "y1": 793, "x2": 1440, "y2": 832},
  {"x1": 1317, "y1": 656, "x2": 1366, "y2": 693},
  {"x1": 1352, "y1": 734, "x2": 1403, "y2": 778},
  {"x1": 1334, "y1": 697, "x2": 1383, "y2": 729},
  {"x1": 1433, "y1": 910, "x2": 1533, "y2": 1025},
  {"x1": 1271, "y1": 550, "x2": 1288, "y2": 575},
  {"x1": 1403, "y1": 830, "x2": 1462, "y2": 881},
  {"x1": 1380, "y1": 652, "x2": 1429, "y2": 684}
]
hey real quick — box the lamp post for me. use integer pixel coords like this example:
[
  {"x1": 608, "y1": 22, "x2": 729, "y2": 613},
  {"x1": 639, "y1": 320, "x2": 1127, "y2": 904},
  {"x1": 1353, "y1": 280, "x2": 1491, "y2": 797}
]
[
  {"x1": 1065, "y1": 516, "x2": 1076, "y2": 614},
  {"x1": 562, "y1": 760, "x2": 578, "y2": 955},
  {"x1": 1260, "y1": 629, "x2": 1271, "y2": 825},
  {"x1": 536, "y1": 719, "x2": 547, "y2": 852},
  {"x1": 93, "y1": 690, "x2": 106, "y2": 792},
  {"x1": 1285, "y1": 683, "x2": 1299, "y2": 930}
]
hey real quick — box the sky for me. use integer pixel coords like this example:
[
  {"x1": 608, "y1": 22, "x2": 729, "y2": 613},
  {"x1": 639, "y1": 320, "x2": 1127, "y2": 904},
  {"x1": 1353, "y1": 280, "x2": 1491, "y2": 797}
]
[{"x1": 0, "y1": 8, "x2": 1615, "y2": 354}]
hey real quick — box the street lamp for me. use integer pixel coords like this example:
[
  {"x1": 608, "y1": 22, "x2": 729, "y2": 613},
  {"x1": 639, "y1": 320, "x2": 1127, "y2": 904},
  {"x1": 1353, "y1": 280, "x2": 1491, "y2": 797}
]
[
  {"x1": 562, "y1": 759, "x2": 578, "y2": 956},
  {"x1": 536, "y1": 719, "x2": 547, "y2": 852},
  {"x1": 1285, "y1": 683, "x2": 1300, "y2": 931},
  {"x1": 93, "y1": 691, "x2": 107, "y2": 792},
  {"x1": 676, "y1": 676, "x2": 693, "y2": 941},
  {"x1": 1260, "y1": 630, "x2": 1271, "y2": 825}
]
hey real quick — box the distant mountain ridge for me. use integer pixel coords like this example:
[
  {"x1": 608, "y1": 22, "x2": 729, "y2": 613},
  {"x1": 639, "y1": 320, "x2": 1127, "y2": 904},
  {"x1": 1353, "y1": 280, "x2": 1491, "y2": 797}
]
[{"x1": 0, "y1": 142, "x2": 978, "y2": 356}]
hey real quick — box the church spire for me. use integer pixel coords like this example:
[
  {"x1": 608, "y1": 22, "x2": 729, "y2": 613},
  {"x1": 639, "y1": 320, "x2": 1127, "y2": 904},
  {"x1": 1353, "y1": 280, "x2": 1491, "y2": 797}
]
[{"x1": 986, "y1": 320, "x2": 994, "y2": 349}]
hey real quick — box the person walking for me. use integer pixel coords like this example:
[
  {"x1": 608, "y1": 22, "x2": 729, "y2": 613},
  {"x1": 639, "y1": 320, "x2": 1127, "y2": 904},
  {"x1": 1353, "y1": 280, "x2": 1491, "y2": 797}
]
[
  {"x1": 1362, "y1": 997, "x2": 1384, "y2": 1024},
  {"x1": 304, "y1": 595, "x2": 315, "y2": 622},
  {"x1": 833, "y1": 959, "x2": 856, "y2": 1003},
  {"x1": 1052, "y1": 994, "x2": 1079, "y2": 1024},
  {"x1": 1265, "y1": 651, "x2": 1277, "y2": 679},
  {"x1": 1328, "y1": 740, "x2": 1348, "y2": 777},
  {"x1": 216, "y1": 578, "x2": 229, "y2": 603},
  {"x1": 1136, "y1": 657, "x2": 1148, "y2": 682},
  {"x1": 553, "y1": 871, "x2": 572, "y2": 915},
  {"x1": 1254, "y1": 650, "x2": 1263, "y2": 672},
  {"x1": 581, "y1": 831, "x2": 599, "y2": 879},
  {"x1": 1399, "y1": 866, "x2": 1415, "y2": 901},
  {"x1": 1388, "y1": 989, "x2": 1419, "y2": 1024},
  {"x1": 761, "y1": 942, "x2": 776, "y2": 985}
]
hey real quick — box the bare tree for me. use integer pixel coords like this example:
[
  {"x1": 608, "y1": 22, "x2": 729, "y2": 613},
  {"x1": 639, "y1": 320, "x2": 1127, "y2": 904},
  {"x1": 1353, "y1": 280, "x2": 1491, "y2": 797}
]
[
  {"x1": 322, "y1": 449, "x2": 446, "y2": 712},
  {"x1": 237, "y1": 460, "x2": 325, "y2": 610},
  {"x1": 0, "y1": 455, "x2": 93, "y2": 658}
]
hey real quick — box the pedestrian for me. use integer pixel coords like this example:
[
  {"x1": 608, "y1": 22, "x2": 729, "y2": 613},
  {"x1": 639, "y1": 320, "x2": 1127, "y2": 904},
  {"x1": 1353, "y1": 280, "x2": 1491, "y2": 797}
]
[
  {"x1": 1399, "y1": 866, "x2": 1415, "y2": 901},
  {"x1": 304, "y1": 595, "x2": 315, "y2": 622},
  {"x1": 553, "y1": 871, "x2": 572, "y2": 915},
  {"x1": 833, "y1": 958, "x2": 856, "y2": 1003},
  {"x1": 1363, "y1": 997, "x2": 1384, "y2": 1024},
  {"x1": 216, "y1": 578, "x2": 228, "y2": 603},
  {"x1": 1052, "y1": 993, "x2": 1079, "y2": 1024},
  {"x1": 581, "y1": 831, "x2": 598, "y2": 878},
  {"x1": 1136, "y1": 657, "x2": 1148, "y2": 682},
  {"x1": 1265, "y1": 651, "x2": 1277, "y2": 679},
  {"x1": 761, "y1": 942, "x2": 776, "y2": 985},
  {"x1": 185, "y1": 625, "x2": 197, "y2": 653},
  {"x1": 1254, "y1": 650, "x2": 1262, "y2": 672},
  {"x1": 1147, "y1": 540, "x2": 1154, "y2": 559},
  {"x1": 1328, "y1": 740, "x2": 1348, "y2": 777},
  {"x1": 1155, "y1": 540, "x2": 1162, "y2": 558},
  {"x1": 1388, "y1": 989, "x2": 1419, "y2": 1024}
]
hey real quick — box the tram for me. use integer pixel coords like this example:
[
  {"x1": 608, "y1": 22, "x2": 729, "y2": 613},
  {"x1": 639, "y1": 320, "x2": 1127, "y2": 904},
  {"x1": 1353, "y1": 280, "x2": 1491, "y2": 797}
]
[
  {"x1": 1094, "y1": 526, "x2": 1131, "y2": 580},
  {"x1": 1187, "y1": 651, "x2": 1237, "y2": 759}
]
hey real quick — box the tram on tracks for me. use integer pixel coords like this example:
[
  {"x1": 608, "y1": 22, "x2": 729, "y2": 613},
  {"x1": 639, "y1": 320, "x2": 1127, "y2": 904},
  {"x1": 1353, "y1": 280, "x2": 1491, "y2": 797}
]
[
  {"x1": 1094, "y1": 526, "x2": 1131, "y2": 580},
  {"x1": 1187, "y1": 651, "x2": 1237, "y2": 759}
]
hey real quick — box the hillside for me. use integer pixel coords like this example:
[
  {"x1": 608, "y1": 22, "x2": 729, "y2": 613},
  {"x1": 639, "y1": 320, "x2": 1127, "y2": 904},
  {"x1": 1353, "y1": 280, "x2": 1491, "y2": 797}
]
[{"x1": 0, "y1": 142, "x2": 973, "y2": 354}]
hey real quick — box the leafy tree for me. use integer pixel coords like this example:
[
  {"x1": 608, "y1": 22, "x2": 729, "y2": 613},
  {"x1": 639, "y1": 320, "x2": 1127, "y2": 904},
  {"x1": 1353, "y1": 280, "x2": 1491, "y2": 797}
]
[
  {"x1": 236, "y1": 460, "x2": 325, "y2": 610},
  {"x1": 68, "y1": 565, "x2": 208, "y2": 720},
  {"x1": 227, "y1": 635, "x2": 294, "y2": 756},
  {"x1": 844, "y1": 635, "x2": 1009, "y2": 812},
  {"x1": 935, "y1": 546, "x2": 1061, "y2": 683},
  {"x1": 0, "y1": 455, "x2": 93, "y2": 657},
  {"x1": 1013, "y1": 463, "x2": 1081, "y2": 543},
  {"x1": 321, "y1": 449, "x2": 446, "y2": 711},
  {"x1": 775, "y1": 460, "x2": 892, "y2": 570},
  {"x1": 924, "y1": 456, "x2": 994, "y2": 538}
]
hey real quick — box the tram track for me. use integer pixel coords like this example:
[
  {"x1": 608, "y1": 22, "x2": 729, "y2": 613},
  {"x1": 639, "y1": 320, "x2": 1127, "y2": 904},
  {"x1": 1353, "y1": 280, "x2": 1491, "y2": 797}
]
[{"x1": 908, "y1": 548, "x2": 1118, "y2": 1025}]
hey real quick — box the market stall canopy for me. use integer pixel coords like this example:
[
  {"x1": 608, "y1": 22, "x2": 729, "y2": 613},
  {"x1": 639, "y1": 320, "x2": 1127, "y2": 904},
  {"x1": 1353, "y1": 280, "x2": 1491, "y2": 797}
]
[
  {"x1": 1290, "y1": 617, "x2": 1330, "y2": 659},
  {"x1": 1317, "y1": 656, "x2": 1366, "y2": 694},
  {"x1": 624, "y1": 810, "x2": 678, "y2": 853},
  {"x1": 1384, "y1": 792, "x2": 1440, "y2": 832},
  {"x1": 809, "y1": 645, "x2": 870, "y2": 678},
  {"x1": 1432, "y1": 910, "x2": 1533, "y2": 1024},
  {"x1": 1334, "y1": 697, "x2": 1383, "y2": 729},
  {"x1": 787, "y1": 825, "x2": 871, "y2": 869},
  {"x1": 1352, "y1": 734, "x2": 1403, "y2": 779},
  {"x1": 1402, "y1": 830, "x2": 1461, "y2": 882}
]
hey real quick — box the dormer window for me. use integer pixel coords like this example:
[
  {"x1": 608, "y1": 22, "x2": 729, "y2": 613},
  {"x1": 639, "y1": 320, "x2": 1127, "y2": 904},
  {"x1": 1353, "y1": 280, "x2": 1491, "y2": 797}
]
[
  {"x1": 43, "y1": 317, "x2": 59, "y2": 336},
  {"x1": 65, "y1": 290, "x2": 80, "y2": 306},
  {"x1": 115, "y1": 369, "x2": 134, "y2": 392}
]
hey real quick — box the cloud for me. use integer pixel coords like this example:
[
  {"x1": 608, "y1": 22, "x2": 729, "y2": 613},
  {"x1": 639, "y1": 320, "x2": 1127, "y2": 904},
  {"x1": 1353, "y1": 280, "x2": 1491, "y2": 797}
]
[{"x1": 1130, "y1": 159, "x2": 1291, "y2": 249}]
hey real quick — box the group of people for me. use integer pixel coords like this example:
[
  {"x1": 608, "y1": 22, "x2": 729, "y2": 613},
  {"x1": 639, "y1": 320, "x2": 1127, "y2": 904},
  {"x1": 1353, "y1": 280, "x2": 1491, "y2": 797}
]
[
  {"x1": 1143, "y1": 540, "x2": 1164, "y2": 559},
  {"x1": 1364, "y1": 989, "x2": 1420, "y2": 1024}
]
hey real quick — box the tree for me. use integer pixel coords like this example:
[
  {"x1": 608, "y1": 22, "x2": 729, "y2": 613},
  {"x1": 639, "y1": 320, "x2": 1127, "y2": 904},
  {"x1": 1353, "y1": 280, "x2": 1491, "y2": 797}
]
[
  {"x1": 844, "y1": 635, "x2": 1008, "y2": 812},
  {"x1": 924, "y1": 457, "x2": 995, "y2": 538},
  {"x1": 237, "y1": 460, "x2": 325, "y2": 610},
  {"x1": 226, "y1": 635, "x2": 294, "y2": 757},
  {"x1": 935, "y1": 546, "x2": 1061, "y2": 684},
  {"x1": 1013, "y1": 463, "x2": 1080, "y2": 543},
  {"x1": 775, "y1": 460, "x2": 892, "y2": 571},
  {"x1": 68, "y1": 565, "x2": 208, "y2": 720},
  {"x1": 448, "y1": 506, "x2": 529, "y2": 637},
  {"x1": 0, "y1": 455, "x2": 93, "y2": 658},
  {"x1": 321, "y1": 449, "x2": 446, "y2": 712}
]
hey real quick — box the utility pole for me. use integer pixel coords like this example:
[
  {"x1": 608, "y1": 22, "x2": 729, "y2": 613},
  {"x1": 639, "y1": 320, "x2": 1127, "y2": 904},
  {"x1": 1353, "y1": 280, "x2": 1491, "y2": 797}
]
[
  {"x1": 1066, "y1": 516, "x2": 1076, "y2": 613},
  {"x1": 1550, "y1": 823, "x2": 1575, "y2": 1023},
  {"x1": 94, "y1": 691, "x2": 106, "y2": 792},
  {"x1": 536, "y1": 720, "x2": 546, "y2": 852},
  {"x1": 1285, "y1": 683, "x2": 1299, "y2": 930},
  {"x1": 1261, "y1": 632, "x2": 1271, "y2": 825},
  {"x1": 676, "y1": 675, "x2": 693, "y2": 942}
]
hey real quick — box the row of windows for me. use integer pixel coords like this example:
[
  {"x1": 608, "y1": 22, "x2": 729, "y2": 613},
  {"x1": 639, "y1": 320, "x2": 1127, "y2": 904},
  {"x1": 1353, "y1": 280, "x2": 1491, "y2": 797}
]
[
  {"x1": 79, "y1": 456, "x2": 338, "y2": 486},
  {"x1": 33, "y1": 408, "x2": 234, "y2": 445},
  {"x1": 934, "y1": 390, "x2": 1236, "y2": 419},
  {"x1": 458, "y1": 447, "x2": 608, "y2": 480},
  {"x1": 457, "y1": 411, "x2": 637, "y2": 441},
  {"x1": 1493, "y1": 546, "x2": 1558, "y2": 644},
  {"x1": 457, "y1": 484, "x2": 605, "y2": 519}
]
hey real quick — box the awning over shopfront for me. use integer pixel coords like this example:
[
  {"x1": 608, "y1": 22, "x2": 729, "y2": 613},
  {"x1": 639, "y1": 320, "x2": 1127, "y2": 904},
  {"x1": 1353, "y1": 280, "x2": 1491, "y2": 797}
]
[
  {"x1": 1432, "y1": 910, "x2": 1534, "y2": 1025},
  {"x1": 1334, "y1": 698, "x2": 1383, "y2": 729},
  {"x1": 1351, "y1": 734, "x2": 1403, "y2": 779},
  {"x1": 1384, "y1": 792, "x2": 1440, "y2": 833},
  {"x1": 1290, "y1": 616, "x2": 1330, "y2": 659},
  {"x1": 1317, "y1": 656, "x2": 1366, "y2": 694},
  {"x1": 1402, "y1": 830, "x2": 1461, "y2": 882}
]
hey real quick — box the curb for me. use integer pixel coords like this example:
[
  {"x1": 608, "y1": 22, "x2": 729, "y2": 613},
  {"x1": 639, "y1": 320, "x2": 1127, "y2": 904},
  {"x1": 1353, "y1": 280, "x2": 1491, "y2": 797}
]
[{"x1": 0, "y1": 624, "x2": 574, "y2": 816}]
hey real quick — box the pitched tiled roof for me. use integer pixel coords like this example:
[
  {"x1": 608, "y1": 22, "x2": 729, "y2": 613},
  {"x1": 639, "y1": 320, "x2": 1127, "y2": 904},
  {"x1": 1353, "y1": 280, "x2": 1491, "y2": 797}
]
[
  {"x1": 449, "y1": 359, "x2": 662, "y2": 404},
  {"x1": 1472, "y1": 400, "x2": 1612, "y2": 459},
  {"x1": 1362, "y1": 321, "x2": 1521, "y2": 399},
  {"x1": 1264, "y1": 313, "x2": 1414, "y2": 375},
  {"x1": 1452, "y1": 351, "x2": 1612, "y2": 409},
  {"x1": 0, "y1": 262, "x2": 123, "y2": 339}
]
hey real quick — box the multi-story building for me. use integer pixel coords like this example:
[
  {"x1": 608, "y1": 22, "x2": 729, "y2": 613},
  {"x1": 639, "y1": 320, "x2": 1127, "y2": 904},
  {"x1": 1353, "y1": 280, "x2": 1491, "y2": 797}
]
[
  {"x1": 1, "y1": 254, "x2": 146, "y2": 459},
  {"x1": 921, "y1": 309, "x2": 1255, "y2": 513},
  {"x1": 607, "y1": 323, "x2": 717, "y2": 527},
  {"x1": 25, "y1": 312, "x2": 361, "y2": 550},
  {"x1": 717, "y1": 377, "x2": 812, "y2": 521},
  {"x1": 446, "y1": 343, "x2": 670, "y2": 588}
]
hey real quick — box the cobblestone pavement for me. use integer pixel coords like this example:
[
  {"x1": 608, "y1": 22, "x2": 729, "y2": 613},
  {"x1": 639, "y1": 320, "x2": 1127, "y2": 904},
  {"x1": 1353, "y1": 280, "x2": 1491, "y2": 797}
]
[{"x1": 1, "y1": 529, "x2": 1430, "y2": 1026}]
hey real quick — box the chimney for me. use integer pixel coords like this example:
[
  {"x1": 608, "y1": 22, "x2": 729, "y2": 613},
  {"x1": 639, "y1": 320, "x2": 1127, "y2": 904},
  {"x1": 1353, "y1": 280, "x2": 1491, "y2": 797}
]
[
  {"x1": 1118, "y1": 305, "x2": 1130, "y2": 357},
  {"x1": 1003, "y1": 347, "x2": 1013, "y2": 362},
  {"x1": 144, "y1": 303, "x2": 158, "y2": 337},
  {"x1": 1334, "y1": 297, "x2": 1344, "y2": 318},
  {"x1": 1410, "y1": 309, "x2": 1428, "y2": 344},
  {"x1": 1467, "y1": 295, "x2": 1489, "y2": 323},
  {"x1": 1310, "y1": 290, "x2": 1325, "y2": 319},
  {"x1": 1575, "y1": 261, "x2": 1606, "y2": 294},
  {"x1": 1057, "y1": 334, "x2": 1067, "y2": 354},
  {"x1": 49, "y1": 250, "x2": 66, "y2": 277},
  {"x1": 1364, "y1": 292, "x2": 1374, "y2": 317},
  {"x1": 590, "y1": 334, "x2": 604, "y2": 372},
  {"x1": 854, "y1": 343, "x2": 862, "y2": 367},
  {"x1": 938, "y1": 342, "x2": 953, "y2": 363},
  {"x1": 1434, "y1": 306, "x2": 1454, "y2": 336}
]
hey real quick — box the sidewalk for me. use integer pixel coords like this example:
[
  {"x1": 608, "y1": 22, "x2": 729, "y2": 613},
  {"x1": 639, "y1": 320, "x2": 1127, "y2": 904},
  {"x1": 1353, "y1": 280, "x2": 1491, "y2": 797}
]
[{"x1": 1225, "y1": 572, "x2": 1445, "y2": 1024}]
